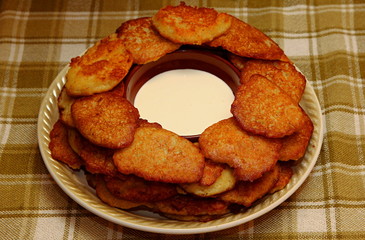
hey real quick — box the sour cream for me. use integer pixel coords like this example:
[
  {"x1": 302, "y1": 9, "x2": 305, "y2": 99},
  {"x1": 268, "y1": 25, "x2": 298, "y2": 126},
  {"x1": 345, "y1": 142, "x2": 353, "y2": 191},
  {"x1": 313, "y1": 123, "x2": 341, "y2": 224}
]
[{"x1": 134, "y1": 69, "x2": 234, "y2": 136}]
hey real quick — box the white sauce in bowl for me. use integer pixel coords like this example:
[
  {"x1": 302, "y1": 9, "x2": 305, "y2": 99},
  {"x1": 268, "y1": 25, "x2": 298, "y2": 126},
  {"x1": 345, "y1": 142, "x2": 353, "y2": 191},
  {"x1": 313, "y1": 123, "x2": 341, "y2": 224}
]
[{"x1": 134, "y1": 69, "x2": 234, "y2": 136}]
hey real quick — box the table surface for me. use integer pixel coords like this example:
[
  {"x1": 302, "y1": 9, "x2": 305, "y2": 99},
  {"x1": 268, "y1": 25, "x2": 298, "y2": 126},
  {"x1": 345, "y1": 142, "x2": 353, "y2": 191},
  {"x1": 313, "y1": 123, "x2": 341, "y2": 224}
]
[{"x1": 1, "y1": 0, "x2": 364, "y2": 239}]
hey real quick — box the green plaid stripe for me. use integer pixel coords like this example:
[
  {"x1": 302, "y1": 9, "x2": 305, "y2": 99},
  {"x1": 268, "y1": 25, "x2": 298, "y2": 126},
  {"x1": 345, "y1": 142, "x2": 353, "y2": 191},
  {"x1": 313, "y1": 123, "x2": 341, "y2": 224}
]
[{"x1": 1, "y1": 0, "x2": 364, "y2": 239}]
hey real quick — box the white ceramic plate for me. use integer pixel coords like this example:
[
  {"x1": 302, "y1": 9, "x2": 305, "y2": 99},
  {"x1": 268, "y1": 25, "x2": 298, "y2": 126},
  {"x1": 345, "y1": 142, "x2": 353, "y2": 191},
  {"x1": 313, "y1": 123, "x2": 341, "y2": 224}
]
[{"x1": 37, "y1": 64, "x2": 323, "y2": 235}]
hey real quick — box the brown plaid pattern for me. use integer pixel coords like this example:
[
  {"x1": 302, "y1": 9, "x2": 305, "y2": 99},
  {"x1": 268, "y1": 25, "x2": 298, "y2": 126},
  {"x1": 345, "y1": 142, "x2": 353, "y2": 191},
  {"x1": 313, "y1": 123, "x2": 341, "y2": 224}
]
[{"x1": 1, "y1": 0, "x2": 364, "y2": 239}]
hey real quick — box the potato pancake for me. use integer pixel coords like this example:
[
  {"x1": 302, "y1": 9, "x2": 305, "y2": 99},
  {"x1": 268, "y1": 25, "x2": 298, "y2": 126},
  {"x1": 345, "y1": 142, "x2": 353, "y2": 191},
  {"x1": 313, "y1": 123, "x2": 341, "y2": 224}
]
[
  {"x1": 49, "y1": 120, "x2": 83, "y2": 169},
  {"x1": 231, "y1": 74, "x2": 305, "y2": 138},
  {"x1": 199, "y1": 118, "x2": 281, "y2": 182},
  {"x1": 279, "y1": 108, "x2": 314, "y2": 161},
  {"x1": 269, "y1": 162, "x2": 293, "y2": 193},
  {"x1": 117, "y1": 17, "x2": 181, "y2": 64},
  {"x1": 71, "y1": 90, "x2": 139, "y2": 149},
  {"x1": 65, "y1": 33, "x2": 132, "y2": 96},
  {"x1": 180, "y1": 167, "x2": 236, "y2": 197},
  {"x1": 113, "y1": 126, "x2": 205, "y2": 183},
  {"x1": 152, "y1": 2, "x2": 231, "y2": 45},
  {"x1": 240, "y1": 59, "x2": 306, "y2": 104},
  {"x1": 94, "y1": 176, "x2": 151, "y2": 210},
  {"x1": 105, "y1": 175, "x2": 177, "y2": 202},
  {"x1": 57, "y1": 87, "x2": 76, "y2": 127},
  {"x1": 208, "y1": 16, "x2": 289, "y2": 62},
  {"x1": 152, "y1": 195, "x2": 229, "y2": 216},
  {"x1": 219, "y1": 163, "x2": 280, "y2": 207}
]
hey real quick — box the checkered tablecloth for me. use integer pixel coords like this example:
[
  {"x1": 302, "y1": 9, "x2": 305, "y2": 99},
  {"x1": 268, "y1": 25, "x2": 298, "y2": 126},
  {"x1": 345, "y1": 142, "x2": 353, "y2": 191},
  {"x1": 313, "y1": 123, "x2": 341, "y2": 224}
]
[{"x1": 1, "y1": 0, "x2": 364, "y2": 239}]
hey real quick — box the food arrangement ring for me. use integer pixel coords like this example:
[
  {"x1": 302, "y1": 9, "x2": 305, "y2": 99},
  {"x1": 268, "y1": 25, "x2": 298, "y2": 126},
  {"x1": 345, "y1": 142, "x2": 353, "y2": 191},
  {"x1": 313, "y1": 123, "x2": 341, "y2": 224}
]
[
  {"x1": 38, "y1": 3, "x2": 323, "y2": 234},
  {"x1": 124, "y1": 48, "x2": 241, "y2": 141}
]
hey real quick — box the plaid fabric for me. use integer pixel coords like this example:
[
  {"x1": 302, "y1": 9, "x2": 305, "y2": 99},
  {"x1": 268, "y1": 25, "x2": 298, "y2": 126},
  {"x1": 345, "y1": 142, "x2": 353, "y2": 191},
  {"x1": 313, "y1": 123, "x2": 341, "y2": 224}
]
[{"x1": 1, "y1": 0, "x2": 364, "y2": 239}]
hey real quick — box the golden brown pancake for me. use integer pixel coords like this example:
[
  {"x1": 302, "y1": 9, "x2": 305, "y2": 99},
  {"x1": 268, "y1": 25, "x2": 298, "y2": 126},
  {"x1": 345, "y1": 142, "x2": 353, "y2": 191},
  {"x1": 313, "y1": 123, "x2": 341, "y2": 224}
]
[
  {"x1": 199, "y1": 160, "x2": 225, "y2": 186},
  {"x1": 80, "y1": 140, "x2": 117, "y2": 176},
  {"x1": 57, "y1": 87, "x2": 76, "y2": 127},
  {"x1": 219, "y1": 163, "x2": 280, "y2": 207},
  {"x1": 105, "y1": 175, "x2": 177, "y2": 202},
  {"x1": 94, "y1": 176, "x2": 151, "y2": 210},
  {"x1": 65, "y1": 33, "x2": 132, "y2": 96},
  {"x1": 49, "y1": 120, "x2": 83, "y2": 169},
  {"x1": 199, "y1": 118, "x2": 281, "y2": 182},
  {"x1": 152, "y1": 2, "x2": 231, "y2": 45},
  {"x1": 231, "y1": 74, "x2": 305, "y2": 138},
  {"x1": 116, "y1": 17, "x2": 181, "y2": 64},
  {"x1": 208, "y1": 15, "x2": 289, "y2": 62},
  {"x1": 240, "y1": 59, "x2": 306, "y2": 103},
  {"x1": 67, "y1": 127, "x2": 118, "y2": 176},
  {"x1": 279, "y1": 108, "x2": 314, "y2": 161},
  {"x1": 67, "y1": 127, "x2": 84, "y2": 155},
  {"x1": 71, "y1": 90, "x2": 139, "y2": 149},
  {"x1": 269, "y1": 162, "x2": 293, "y2": 193},
  {"x1": 113, "y1": 126, "x2": 205, "y2": 183},
  {"x1": 152, "y1": 195, "x2": 229, "y2": 216}
]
